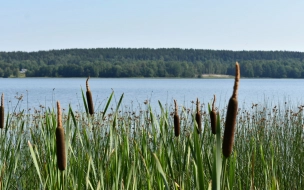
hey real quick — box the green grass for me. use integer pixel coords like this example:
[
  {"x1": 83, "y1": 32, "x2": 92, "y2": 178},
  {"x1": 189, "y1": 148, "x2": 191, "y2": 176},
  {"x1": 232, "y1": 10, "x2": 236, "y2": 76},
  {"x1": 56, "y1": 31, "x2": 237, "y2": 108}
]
[{"x1": 0, "y1": 91, "x2": 304, "y2": 189}]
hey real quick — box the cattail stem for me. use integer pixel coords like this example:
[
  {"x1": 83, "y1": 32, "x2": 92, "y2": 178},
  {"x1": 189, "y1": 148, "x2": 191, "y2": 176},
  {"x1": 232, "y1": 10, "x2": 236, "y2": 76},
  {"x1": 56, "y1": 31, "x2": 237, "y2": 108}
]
[
  {"x1": 223, "y1": 62, "x2": 240, "y2": 157},
  {"x1": 86, "y1": 77, "x2": 94, "y2": 115},
  {"x1": 196, "y1": 98, "x2": 202, "y2": 134},
  {"x1": 0, "y1": 93, "x2": 4, "y2": 129},
  {"x1": 210, "y1": 95, "x2": 217, "y2": 134},
  {"x1": 173, "y1": 100, "x2": 180, "y2": 137},
  {"x1": 56, "y1": 101, "x2": 66, "y2": 171},
  {"x1": 57, "y1": 101, "x2": 62, "y2": 128}
]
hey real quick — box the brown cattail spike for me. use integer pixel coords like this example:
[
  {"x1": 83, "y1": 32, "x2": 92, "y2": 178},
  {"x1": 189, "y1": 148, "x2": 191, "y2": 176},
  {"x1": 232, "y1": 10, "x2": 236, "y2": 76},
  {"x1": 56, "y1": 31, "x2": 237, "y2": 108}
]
[
  {"x1": 86, "y1": 77, "x2": 94, "y2": 115},
  {"x1": 195, "y1": 98, "x2": 202, "y2": 134},
  {"x1": 173, "y1": 100, "x2": 180, "y2": 137},
  {"x1": 56, "y1": 101, "x2": 66, "y2": 171},
  {"x1": 223, "y1": 62, "x2": 240, "y2": 157},
  {"x1": 210, "y1": 95, "x2": 217, "y2": 134},
  {"x1": 86, "y1": 77, "x2": 90, "y2": 92},
  {"x1": 232, "y1": 62, "x2": 240, "y2": 99},
  {"x1": 0, "y1": 93, "x2": 4, "y2": 129}
]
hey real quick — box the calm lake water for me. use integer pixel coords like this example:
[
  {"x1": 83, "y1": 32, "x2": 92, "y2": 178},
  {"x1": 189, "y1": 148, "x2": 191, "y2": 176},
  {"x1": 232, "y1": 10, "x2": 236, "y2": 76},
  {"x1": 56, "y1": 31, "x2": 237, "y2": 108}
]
[{"x1": 1, "y1": 78, "x2": 304, "y2": 113}]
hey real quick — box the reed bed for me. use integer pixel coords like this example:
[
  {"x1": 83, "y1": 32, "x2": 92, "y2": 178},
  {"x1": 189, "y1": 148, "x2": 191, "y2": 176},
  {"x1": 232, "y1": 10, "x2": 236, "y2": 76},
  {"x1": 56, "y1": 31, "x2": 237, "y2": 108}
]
[{"x1": 0, "y1": 82, "x2": 304, "y2": 189}]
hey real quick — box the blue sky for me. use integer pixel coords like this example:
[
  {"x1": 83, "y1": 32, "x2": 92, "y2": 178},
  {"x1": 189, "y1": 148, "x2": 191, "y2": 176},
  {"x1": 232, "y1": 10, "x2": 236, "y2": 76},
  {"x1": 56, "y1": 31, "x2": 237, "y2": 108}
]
[{"x1": 1, "y1": 0, "x2": 303, "y2": 52}]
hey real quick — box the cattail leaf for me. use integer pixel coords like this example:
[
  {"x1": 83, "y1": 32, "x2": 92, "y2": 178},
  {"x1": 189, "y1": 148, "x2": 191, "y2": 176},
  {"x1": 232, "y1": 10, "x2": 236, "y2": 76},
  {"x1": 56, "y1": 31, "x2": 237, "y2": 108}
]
[
  {"x1": 161, "y1": 137, "x2": 175, "y2": 180},
  {"x1": 115, "y1": 93, "x2": 124, "y2": 114},
  {"x1": 102, "y1": 91, "x2": 114, "y2": 120},
  {"x1": 204, "y1": 146, "x2": 212, "y2": 181},
  {"x1": 125, "y1": 158, "x2": 135, "y2": 189},
  {"x1": 211, "y1": 147, "x2": 217, "y2": 190},
  {"x1": 228, "y1": 152, "x2": 237, "y2": 189},
  {"x1": 172, "y1": 138, "x2": 182, "y2": 173},
  {"x1": 81, "y1": 88, "x2": 89, "y2": 115},
  {"x1": 212, "y1": 112, "x2": 222, "y2": 190},
  {"x1": 193, "y1": 130, "x2": 205, "y2": 190},
  {"x1": 96, "y1": 181, "x2": 101, "y2": 190},
  {"x1": 86, "y1": 156, "x2": 92, "y2": 189},
  {"x1": 216, "y1": 112, "x2": 221, "y2": 137},
  {"x1": 152, "y1": 153, "x2": 169, "y2": 190},
  {"x1": 192, "y1": 159, "x2": 198, "y2": 187},
  {"x1": 182, "y1": 138, "x2": 191, "y2": 172},
  {"x1": 3, "y1": 141, "x2": 15, "y2": 188},
  {"x1": 28, "y1": 141, "x2": 44, "y2": 187},
  {"x1": 208, "y1": 181, "x2": 212, "y2": 190},
  {"x1": 158, "y1": 100, "x2": 164, "y2": 113},
  {"x1": 99, "y1": 170, "x2": 105, "y2": 190},
  {"x1": 69, "y1": 105, "x2": 78, "y2": 143}
]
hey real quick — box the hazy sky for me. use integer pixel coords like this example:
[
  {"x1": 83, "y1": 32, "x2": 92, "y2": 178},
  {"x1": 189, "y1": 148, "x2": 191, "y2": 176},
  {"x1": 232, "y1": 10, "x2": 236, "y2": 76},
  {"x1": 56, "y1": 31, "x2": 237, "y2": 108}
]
[{"x1": 1, "y1": 0, "x2": 303, "y2": 52}]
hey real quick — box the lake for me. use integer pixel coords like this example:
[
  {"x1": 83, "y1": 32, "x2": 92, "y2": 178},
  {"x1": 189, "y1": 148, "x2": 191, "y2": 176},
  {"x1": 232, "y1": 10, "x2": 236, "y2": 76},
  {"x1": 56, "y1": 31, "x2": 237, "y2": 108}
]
[{"x1": 1, "y1": 78, "x2": 304, "y2": 113}]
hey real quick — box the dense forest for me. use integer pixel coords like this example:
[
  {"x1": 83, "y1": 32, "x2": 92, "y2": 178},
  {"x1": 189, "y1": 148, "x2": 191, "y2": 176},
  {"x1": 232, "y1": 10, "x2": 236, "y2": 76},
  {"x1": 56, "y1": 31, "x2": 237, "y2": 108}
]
[{"x1": 0, "y1": 48, "x2": 304, "y2": 78}]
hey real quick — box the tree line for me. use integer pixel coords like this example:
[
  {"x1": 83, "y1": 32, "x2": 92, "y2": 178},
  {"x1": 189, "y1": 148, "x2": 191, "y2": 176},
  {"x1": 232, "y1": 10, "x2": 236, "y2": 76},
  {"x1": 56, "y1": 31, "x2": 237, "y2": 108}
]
[{"x1": 0, "y1": 48, "x2": 304, "y2": 78}]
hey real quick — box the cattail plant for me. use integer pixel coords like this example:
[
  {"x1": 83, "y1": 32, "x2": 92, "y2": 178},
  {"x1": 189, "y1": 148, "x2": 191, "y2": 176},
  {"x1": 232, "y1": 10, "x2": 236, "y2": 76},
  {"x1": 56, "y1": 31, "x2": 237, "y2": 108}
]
[
  {"x1": 0, "y1": 93, "x2": 4, "y2": 129},
  {"x1": 222, "y1": 62, "x2": 240, "y2": 157},
  {"x1": 195, "y1": 98, "x2": 202, "y2": 134},
  {"x1": 56, "y1": 101, "x2": 66, "y2": 171},
  {"x1": 173, "y1": 100, "x2": 180, "y2": 137},
  {"x1": 210, "y1": 95, "x2": 217, "y2": 134},
  {"x1": 86, "y1": 77, "x2": 94, "y2": 115}
]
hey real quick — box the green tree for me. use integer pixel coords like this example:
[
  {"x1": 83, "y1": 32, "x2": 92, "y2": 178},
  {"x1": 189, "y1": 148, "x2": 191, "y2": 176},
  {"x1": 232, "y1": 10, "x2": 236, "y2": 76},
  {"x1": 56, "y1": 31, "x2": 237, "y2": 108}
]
[{"x1": 243, "y1": 62, "x2": 254, "y2": 77}]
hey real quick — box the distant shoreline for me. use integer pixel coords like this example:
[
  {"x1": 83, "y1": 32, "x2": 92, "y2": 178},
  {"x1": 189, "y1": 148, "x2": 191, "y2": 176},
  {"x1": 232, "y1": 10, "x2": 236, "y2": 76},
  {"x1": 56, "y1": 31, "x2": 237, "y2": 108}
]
[{"x1": 1, "y1": 48, "x2": 303, "y2": 78}]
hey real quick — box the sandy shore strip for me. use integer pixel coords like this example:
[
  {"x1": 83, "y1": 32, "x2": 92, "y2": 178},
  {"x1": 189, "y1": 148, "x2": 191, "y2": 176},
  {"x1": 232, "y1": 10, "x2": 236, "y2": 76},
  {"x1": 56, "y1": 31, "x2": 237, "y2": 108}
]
[{"x1": 201, "y1": 74, "x2": 232, "y2": 78}]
